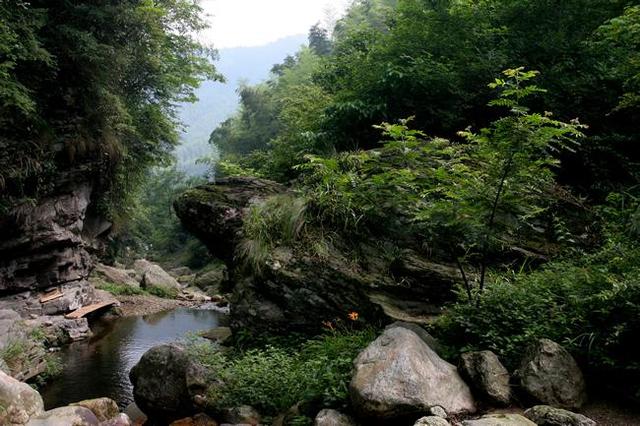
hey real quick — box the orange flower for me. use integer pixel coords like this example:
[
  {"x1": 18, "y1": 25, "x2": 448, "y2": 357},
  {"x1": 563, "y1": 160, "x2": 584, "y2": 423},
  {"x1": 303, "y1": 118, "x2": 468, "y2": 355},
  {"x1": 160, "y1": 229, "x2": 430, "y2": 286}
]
[{"x1": 348, "y1": 311, "x2": 359, "y2": 321}]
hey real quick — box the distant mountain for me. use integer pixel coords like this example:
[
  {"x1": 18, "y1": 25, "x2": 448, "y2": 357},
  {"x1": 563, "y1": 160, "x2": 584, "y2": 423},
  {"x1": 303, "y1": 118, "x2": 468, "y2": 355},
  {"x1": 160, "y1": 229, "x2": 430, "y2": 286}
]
[{"x1": 175, "y1": 34, "x2": 308, "y2": 175}]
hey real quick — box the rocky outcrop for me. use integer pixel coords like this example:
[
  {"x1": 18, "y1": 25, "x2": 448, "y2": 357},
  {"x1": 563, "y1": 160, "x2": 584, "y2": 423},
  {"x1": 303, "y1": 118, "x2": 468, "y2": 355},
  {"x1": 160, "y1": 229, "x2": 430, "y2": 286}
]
[
  {"x1": 515, "y1": 339, "x2": 587, "y2": 409},
  {"x1": 129, "y1": 344, "x2": 207, "y2": 422},
  {"x1": 350, "y1": 327, "x2": 475, "y2": 420},
  {"x1": 0, "y1": 179, "x2": 113, "y2": 324},
  {"x1": 0, "y1": 370, "x2": 45, "y2": 425},
  {"x1": 314, "y1": 409, "x2": 356, "y2": 426},
  {"x1": 175, "y1": 177, "x2": 287, "y2": 262},
  {"x1": 0, "y1": 183, "x2": 97, "y2": 295},
  {"x1": 174, "y1": 178, "x2": 462, "y2": 333},
  {"x1": 459, "y1": 351, "x2": 511, "y2": 405},
  {"x1": 524, "y1": 405, "x2": 596, "y2": 426},
  {"x1": 462, "y1": 414, "x2": 535, "y2": 426}
]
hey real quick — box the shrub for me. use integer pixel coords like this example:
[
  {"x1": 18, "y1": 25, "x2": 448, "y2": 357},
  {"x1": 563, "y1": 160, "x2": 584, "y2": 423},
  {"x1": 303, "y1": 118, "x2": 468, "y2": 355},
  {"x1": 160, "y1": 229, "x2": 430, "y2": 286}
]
[
  {"x1": 435, "y1": 237, "x2": 640, "y2": 398},
  {"x1": 186, "y1": 328, "x2": 377, "y2": 418}
]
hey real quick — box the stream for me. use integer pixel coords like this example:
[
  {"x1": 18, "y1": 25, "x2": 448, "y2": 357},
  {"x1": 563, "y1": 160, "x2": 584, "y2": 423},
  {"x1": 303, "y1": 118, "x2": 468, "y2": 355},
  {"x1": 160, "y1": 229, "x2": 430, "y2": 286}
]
[{"x1": 41, "y1": 307, "x2": 223, "y2": 410}]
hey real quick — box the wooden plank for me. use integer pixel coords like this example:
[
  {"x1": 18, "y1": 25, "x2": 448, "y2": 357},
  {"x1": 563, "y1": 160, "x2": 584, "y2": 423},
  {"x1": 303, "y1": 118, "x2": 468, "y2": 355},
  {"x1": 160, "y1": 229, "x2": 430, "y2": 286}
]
[
  {"x1": 40, "y1": 289, "x2": 63, "y2": 303},
  {"x1": 65, "y1": 301, "x2": 115, "y2": 319}
]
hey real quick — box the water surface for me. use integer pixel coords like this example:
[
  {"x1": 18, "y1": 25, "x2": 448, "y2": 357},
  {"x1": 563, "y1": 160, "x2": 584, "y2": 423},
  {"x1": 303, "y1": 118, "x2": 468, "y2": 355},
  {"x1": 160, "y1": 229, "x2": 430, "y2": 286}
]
[{"x1": 42, "y1": 308, "x2": 222, "y2": 410}]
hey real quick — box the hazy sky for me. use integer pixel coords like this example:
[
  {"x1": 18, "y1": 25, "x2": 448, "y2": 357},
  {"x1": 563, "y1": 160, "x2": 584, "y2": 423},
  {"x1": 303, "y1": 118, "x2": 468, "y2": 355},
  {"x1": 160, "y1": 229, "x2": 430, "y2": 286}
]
[{"x1": 199, "y1": 0, "x2": 350, "y2": 49}]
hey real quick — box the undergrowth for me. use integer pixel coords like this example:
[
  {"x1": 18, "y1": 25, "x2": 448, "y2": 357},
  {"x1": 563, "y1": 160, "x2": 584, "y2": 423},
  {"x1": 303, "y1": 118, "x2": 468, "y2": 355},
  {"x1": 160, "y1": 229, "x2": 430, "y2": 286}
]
[{"x1": 186, "y1": 328, "x2": 377, "y2": 421}]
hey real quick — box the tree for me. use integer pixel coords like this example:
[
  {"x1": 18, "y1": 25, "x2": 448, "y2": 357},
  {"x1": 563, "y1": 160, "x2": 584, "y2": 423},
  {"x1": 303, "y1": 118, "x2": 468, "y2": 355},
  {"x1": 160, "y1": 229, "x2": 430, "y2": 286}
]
[
  {"x1": 308, "y1": 23, "x2": 332, "y2": 56},
  {"x1": 0, "y1": 0, "x2": 220, "y2": 221}
]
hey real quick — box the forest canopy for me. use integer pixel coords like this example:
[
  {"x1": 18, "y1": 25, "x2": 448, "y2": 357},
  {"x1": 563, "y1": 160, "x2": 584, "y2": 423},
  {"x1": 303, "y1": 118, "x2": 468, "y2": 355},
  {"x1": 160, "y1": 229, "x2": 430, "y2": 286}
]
[{"x1": 211, "y1": 0, "x2": 640, "y2": 197}]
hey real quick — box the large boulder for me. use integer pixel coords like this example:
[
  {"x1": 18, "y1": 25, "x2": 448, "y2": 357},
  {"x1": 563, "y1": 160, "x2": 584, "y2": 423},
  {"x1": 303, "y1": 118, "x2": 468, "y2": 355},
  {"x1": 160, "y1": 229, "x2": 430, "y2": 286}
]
[
  {"x1": 70, "y1": 397, "x2": 119, "y2": 422},
  {"x1": 462, "y1": 414, "x2": 535, "y2": 426},
  {"x1": 129, "y1": 344, "x2": 205, "y2": 421},
  {"x1": 93, "y1": 263, "x2": 140, "y2": 289},
  {"x1": 314, "y1": 409, "x2": 356, "y2": 426},
  {"x1": 26, "y1": 406, "x2": 100, "y2": 426},
  {"x1": 515, "y1": 339, "x2": 587, "y2": 409},
  {"x1": 524, "y1": 405, "x2": 596, "y2": 426},
  {"x1": 0, "y1": 370, "x2": 44, "y2": 425},
  {"x1": 133, "y1": 260, "x2": 180, "y2": 296},
  {"x1": 459, "y1": 351, "x2": 511, "y2": 405},
  {"x1": 350, "y1": 327, "x2": 475, "y2": 420}
]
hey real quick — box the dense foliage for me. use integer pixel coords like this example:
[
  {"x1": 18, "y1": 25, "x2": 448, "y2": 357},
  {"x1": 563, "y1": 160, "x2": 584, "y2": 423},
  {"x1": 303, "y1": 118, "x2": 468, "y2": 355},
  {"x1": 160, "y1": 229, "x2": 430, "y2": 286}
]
[
  {"x1": 210, "y1": 0, "x2": 639, "y2": 198},
  {"x1": 0, "y1": 0, "x2": 218, "y2": 220},
  {"x1": 436, "y1": 195, "x2": 640, "y2": 398},
  {"x1": 187, "y1": 328, "x2": 377, "y2": 422},
  {"x1": 109, "y1": 165, "x2": 211, "y2": 269},
  {"x1": 203, "y1": 0, "x2": 640, "y2": 403}
]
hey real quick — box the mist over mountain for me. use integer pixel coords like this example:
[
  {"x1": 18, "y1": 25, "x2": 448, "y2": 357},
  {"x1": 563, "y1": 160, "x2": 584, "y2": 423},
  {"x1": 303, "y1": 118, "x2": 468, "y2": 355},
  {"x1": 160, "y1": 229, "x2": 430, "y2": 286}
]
[{"x1": 175, "y1": 34, "x2": 307, "y2": 175}]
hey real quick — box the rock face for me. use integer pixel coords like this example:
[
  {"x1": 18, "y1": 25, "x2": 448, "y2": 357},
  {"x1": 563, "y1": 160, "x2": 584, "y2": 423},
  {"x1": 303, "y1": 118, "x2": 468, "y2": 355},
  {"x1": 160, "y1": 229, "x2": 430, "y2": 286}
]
[
  {"x1": 314, "y1": 409, "x2": 356, "y2": 426},
  {"x1": 129, "y1": 344, "x2": 205, "y2": 421},
  {"x1": 524, "y1": 405, "x2": 596, "y2": 426},
  {"x1": 0, "y1": 179, "x2": 112, "y2": 324},
  {"x1": 515, "y1": 339, "x2": 587, "y2": 409},
  {"x1": 175, "y1": 178, "x2": 462, "y2": 333},
  {"x1": 459, "y1": 351, "x2": 511, "y2": 405},
  {"x1": 350, "y1": 327, "x2": 475, "y2": 420},
  {"x1": 0, "y1": 370, "x2": 45, "y2": 425},
  {"x1": 0, "y1": 183, "x2": 99, "y2": 295},
  {"x1": 133, "y1": 259, "x2": 180, "y2": 295},
  {"x1": 462, "y1": 414, "x2": 535, "y2": 426}
]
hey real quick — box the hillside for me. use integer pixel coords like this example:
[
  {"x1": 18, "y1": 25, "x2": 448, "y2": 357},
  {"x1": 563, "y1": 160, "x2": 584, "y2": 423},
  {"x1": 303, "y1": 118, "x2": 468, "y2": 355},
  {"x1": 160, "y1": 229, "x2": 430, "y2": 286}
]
[{"x1": 175, "y1": 34, "x2": 307, "y2": 175}]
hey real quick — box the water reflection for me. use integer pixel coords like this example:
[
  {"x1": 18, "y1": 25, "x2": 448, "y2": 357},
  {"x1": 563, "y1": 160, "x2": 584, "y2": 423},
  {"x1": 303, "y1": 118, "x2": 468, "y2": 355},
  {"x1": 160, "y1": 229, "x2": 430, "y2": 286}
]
[{"x1": 42, "y1": 308, "x2": 222, "y2": 410}]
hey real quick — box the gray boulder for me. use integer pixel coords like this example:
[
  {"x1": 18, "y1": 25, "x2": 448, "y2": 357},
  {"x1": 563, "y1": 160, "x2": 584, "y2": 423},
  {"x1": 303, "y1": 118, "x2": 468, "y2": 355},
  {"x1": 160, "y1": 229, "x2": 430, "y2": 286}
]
[
  {"x1": 462, "y1": 414, "x2": 536, "y2": 426},
  {"x1": 93, "y1": 263, "x2": 139, "y2": 288},
  {"x1": 524, "y1": 405, "x2": 596, "y2": 426},
  {"x1": 133, "y1": 259, "x2": 180, "y2": 296},
  {"x1": 26, "y1": 406, "x2": 99, "y2": 426},
  {"x1": 314, "y1": 409, "x2": 356, "y2": 426},
  {"x1": 385, "y1": 321, "x2": 444, "y2": 356},
  {"x1": 515, "y1": 339, "x2": 587, "y2": 409},
  {"x1": 414, "y1": 416, "x2": 450, "y2": 426},
  {"x1": 129, "y1": 344, "x2": 201, "y2": 420},
  {"x1": 459, "y1": 351, "x2": 511, "y2": 405},
  {"x1": 350, "y1": 327, "x2": 475, "y2": 420},
  {"x1": 0, "y1": 370, "x2": 44, "y2": 425}
]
